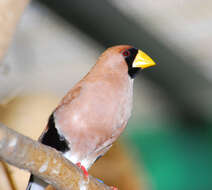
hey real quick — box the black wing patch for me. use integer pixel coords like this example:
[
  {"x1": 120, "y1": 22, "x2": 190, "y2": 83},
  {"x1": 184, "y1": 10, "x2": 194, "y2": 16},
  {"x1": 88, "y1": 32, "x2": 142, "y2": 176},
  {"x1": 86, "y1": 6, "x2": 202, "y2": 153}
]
[{"x1": 41, "y1": 114, "x2": 70, "y2": 153}]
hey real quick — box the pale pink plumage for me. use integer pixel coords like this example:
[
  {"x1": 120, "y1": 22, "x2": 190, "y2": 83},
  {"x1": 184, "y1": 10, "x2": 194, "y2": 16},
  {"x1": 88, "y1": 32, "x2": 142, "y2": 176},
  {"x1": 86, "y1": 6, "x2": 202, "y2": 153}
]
[
  {"x1": 54, "y1": 45, "x2": 134, "y2": 169},
  {"x1": 26, "y1": 45, "x2": 145, "y2": 190}
]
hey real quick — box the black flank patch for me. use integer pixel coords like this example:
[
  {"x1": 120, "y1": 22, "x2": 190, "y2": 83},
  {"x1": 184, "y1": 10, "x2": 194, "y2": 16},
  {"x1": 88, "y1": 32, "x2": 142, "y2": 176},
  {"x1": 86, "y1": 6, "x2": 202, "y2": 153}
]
[{"x1": 41, "y1": 113, "x2": 70, "y2": 152}]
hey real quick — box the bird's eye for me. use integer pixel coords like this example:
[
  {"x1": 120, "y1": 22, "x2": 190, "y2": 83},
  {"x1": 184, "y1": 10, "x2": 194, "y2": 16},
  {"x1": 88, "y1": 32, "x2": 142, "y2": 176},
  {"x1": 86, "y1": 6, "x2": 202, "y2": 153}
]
[{"x1": 122, "y1": 50, "x2": 130, "y2": 57}]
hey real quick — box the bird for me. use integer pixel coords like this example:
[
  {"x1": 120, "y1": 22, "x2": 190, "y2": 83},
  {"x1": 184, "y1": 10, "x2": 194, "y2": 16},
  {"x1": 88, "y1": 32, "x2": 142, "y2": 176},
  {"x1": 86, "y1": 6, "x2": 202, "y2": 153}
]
[{"x1": 26, "y1": 45, "x2": 156, "y2": 190}]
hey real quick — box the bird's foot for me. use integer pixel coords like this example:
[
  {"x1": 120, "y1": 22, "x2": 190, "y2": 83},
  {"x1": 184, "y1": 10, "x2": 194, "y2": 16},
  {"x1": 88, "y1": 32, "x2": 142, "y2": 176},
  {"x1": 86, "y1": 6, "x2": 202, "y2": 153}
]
[
  {"x1": 110, "y1": 186, "x2": 118, "y2": 190},
  {"x1": 76, "y1": 162, "x2": 89, "y2": 178}
]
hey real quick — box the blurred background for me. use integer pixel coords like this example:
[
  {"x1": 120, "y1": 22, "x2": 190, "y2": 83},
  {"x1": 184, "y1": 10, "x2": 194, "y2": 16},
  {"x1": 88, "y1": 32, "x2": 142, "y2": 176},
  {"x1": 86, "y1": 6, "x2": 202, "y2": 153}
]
[{"x1": 0, "y1": 0, "x2": 212, "y2": 190}]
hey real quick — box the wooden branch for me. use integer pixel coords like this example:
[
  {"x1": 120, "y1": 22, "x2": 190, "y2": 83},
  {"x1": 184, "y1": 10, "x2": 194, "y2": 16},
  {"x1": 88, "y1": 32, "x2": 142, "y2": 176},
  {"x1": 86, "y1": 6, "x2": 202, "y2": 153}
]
[
  {"x1": 0, "y1": 0, "x2": 29, "y2": 61},
  {"x1": 0, "y1": 123, "x2": 111, "y2": 190}
]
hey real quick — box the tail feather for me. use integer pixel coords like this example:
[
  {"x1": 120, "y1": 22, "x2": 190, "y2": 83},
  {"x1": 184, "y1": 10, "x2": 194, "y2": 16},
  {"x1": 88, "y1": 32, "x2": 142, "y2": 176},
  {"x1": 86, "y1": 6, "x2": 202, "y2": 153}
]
[{"x1": 26, "y1": 175, "x2": 48, "y2": 190}]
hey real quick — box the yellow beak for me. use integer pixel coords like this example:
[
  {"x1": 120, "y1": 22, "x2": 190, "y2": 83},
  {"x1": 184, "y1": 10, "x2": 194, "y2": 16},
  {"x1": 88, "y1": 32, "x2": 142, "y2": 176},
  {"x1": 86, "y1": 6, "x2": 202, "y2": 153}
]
[{"x1": 133, "y1": 50, "x2": 156, "y2": 69}]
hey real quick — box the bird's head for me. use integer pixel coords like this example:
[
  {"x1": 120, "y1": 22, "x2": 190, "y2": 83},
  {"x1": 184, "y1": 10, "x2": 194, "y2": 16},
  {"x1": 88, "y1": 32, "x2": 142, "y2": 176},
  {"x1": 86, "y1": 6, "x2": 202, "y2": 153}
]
[{"x1": 96, "y1": 45, "x2": 156, "y2": 79}]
